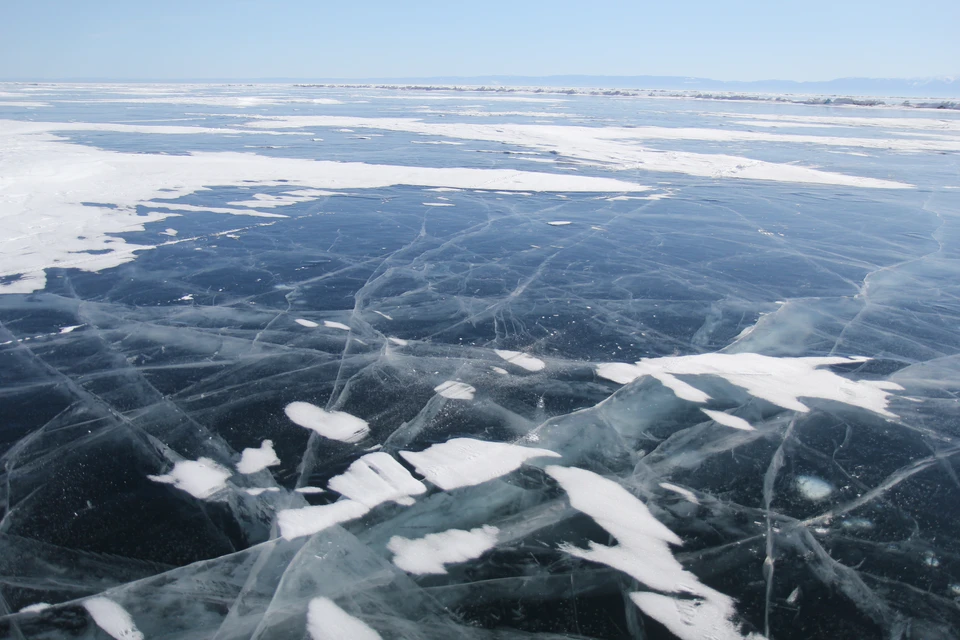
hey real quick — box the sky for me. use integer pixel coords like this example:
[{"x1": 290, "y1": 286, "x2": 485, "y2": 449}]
[{"x1": 1, "y1": 0, "x2": 957, "y2": 82}]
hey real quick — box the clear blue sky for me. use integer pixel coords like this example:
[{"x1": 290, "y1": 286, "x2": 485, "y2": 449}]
[{"x1": 1, "y1": 0, "x2": 957, "y2": 81}]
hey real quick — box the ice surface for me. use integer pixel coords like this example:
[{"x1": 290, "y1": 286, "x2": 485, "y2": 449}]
[
  {"x1": 388, "y1": 525, "x2": 499, "y2": 574},
  {"x1": 1, "y1": 83, "x2": 958, "y2": 640}
]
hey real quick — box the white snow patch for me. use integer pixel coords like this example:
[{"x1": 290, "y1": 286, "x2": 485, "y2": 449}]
[
  {"x1": 491, "y1": 366, "x2": 509, "y2": 375},
  {"x1": 236, "y1": 440, "x2": 281, "y2": 474},
  {"x1": 547, "y1": 466, "x2": 758, "y2": 640},
  {"x1": 278, "y1": 500, "x2": 369, "y2": 539},
  {"x1": 178, "y1": 294, "x2": 194, "y2": 301},
  {"x1": 400, "y1": 438, "x2": 560, "y2": 491},
  {"x1": 59, "y1": 324, "x2": 83, "y2": 334},
  {"x1": 701, "y1": 409, "x2": 755, "y2": 431},
  {"x1": 434, "y1": 381, "x2": 476, "y2": 400},
  {"x1": 284, "y1": 402, "x2": 370, "y2": 443},
  {"x1": 422, "y1": 202, "x2": 455, "y2": 206},
  {"x1": 597, "y1": 353, "x2": 902, "y2": 418},
  {"x1": 148, "y1": 457, "x2": 231, "y2": 499},
  {"x1": 388, "y1": 337, "x2": 408, "y2": 346},
  {"x1": 547, "y1": 220, "x2": 572, "y2": 226},
  {"x1": 244, "y1": 115, "x2": 913, "y2": 188},
  {"x1": 327, "y1": 452, "x2": 427, "y2": 508},
  {"x1": 372, "y1": 310, "x2": 393, "y2": 320},
  {"x1": 494, "y1": 349, "x2": 546, "y2": 372},
  {"x1": 323, "y1": 320, "x2": 351, "y2": 331},
  {"x1": 796, "y1": 475, "x2": 835, "y2": 501},
  {"x1": 19, "y1": 603, "x2": 52, "y2": 613},
  {"x1": 295, "y1": 318, "x2": 319, "y2": 328},
  {"x1": 83, "y1": 598, "x2": 144, "y2": 640},
  {"x1": 0, "y1": 119, "x2": 646, "y2": 294},
  {"x1": 307, "y1": 597, "x2": 382, "y2": 640},
  {"x1": 388, "y1": 525, "x2": 499, "y2": 574}
]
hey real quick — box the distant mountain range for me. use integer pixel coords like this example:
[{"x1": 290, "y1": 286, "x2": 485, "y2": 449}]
[{"x1": 312, "y1": 75, "x2": 959, "y2": 99}]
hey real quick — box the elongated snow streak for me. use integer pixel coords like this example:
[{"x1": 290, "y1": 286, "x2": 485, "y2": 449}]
[
  {"x1": 147, "y1": 457, "x2": 231, "y2": 499},
  {"x1": 284, "y1": 402, "x2": 370, "y2": 442},
  {"x1": 327, "y1": 452, "x2": 427, "y2": 508},
  {"x1": 659, "y1": 482, "x2": 700, "y2": 505},
  {"x1": 399, "y1": 438, "x2": 560, "y2": 490},
  {"x1": 701, "y1": 409, "x2": 755, "y2": 431},
  {"x1": 547, "y1": 466, "x2": 760, "y2": 640},
  {"x1": 388, "y1": 525, "x2": 499, "y2": 574},
  {"x1": 242, "y1": 115, "x2": 916, "y2": 187},
  {"x1": 597, "y1": 353, "x2": 902, "y2": 418},
  {"x1": 494, "y1": 349, "x2": 546, "y2": 372},
  {"x1": 83, "y1": 598, "x2": 144, "y2": 640},
  {"x1": 307, "y1": 597, "x2": 382, "y2": 640},
  {"x1": 277, "y1": 500, "x2": 369, "y2": 540}
]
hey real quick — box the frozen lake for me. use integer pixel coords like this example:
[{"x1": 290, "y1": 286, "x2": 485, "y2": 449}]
[{"x1": 1, "y1": 83, "x2": 959, "y2": 639}]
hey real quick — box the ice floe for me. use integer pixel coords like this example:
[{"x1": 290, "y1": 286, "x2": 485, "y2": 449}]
[
  {"x1": 295, "y1": 318, "x2": 319, "y2": 328},
  {"x1": 388, "y1": 525, "x2": 499, "y2": 574}
]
